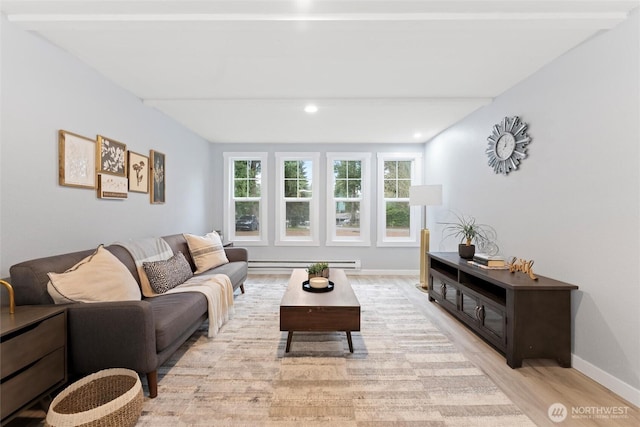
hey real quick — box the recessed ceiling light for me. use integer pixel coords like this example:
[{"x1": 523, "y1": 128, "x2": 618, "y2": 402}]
[
  {"x1": 413, "y1": 132, "x2": 423, "y2": 139},
  {"x1": 304, "y1": 104, "x2": 318, "y2": 114}
]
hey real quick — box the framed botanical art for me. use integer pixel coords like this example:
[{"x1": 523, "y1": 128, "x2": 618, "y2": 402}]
[
  {"x1": 97, "y1": 174, "x2": 128, "y2": 199},
  {"x1": 97, "y1": 135, "x2": 127, "y2": 176},
  {"x1": 58, "y1": 130, "x2": 96, "y2": 189},
  {"x1": 150, "y1": 150, "x2": 166, "y2": 204},
  {"x1": 127, "y1": 151, "x2": 149, "y2": 193}
]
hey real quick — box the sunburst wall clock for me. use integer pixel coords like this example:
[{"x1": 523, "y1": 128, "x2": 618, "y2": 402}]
[{"x1": 486, "y1": 116, "x2": 531, "y2": 175}]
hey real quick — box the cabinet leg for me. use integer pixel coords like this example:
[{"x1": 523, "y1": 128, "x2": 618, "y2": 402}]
[
  {"x1": 507, "y1": 356, "x2": 523, "y2": 369},
  {"x1": 557, "y1": 357, "x2": 572, "y2": 368}
]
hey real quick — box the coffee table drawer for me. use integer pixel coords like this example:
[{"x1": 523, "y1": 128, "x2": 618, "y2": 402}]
[{"x1": 280, "y1": 306, "x2": 360, "y2": 331}]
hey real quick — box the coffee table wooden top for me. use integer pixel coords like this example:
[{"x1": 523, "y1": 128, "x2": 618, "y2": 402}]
[{"x1": 280, "y1": 268, "x2": 360, "y2": 309}]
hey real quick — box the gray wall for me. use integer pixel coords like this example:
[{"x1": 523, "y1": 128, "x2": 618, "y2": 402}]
[
  {"x1": 0, "y1": 15, "x2": 213, "y2": 277},
  {"x1": 424, "y1": 10, "x2": 639, "y2": 404},
  {"x1": 210, "y1": 143, "x2": 422, "y2": 272}
]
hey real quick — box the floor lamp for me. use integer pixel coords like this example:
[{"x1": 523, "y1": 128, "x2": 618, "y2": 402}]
[{"x1": 409, "y1": 185, "x2": 443, "y2": 289}]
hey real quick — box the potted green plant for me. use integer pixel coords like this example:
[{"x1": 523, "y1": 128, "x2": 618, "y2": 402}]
[
  {"x1": 440, "y1": 213, "x2": 496, "y2": 260},
  {"x1": 307, "y1": 262, "x2": 330, "y2": 279}
]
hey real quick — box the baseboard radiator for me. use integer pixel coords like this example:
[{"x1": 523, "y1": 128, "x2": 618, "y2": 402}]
[{"x1": 249, "y1": 259, "x2": 361, "y2": 271}]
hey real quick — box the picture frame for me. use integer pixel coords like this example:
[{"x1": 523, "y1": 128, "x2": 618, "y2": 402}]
[
  {"x1": 97, "y1": 135, "x2": 127, "y2": 176},
  {"x1": 58, "y1": 130, "x2": 96, "y2": 189},
  {"x1": 127, "y1": 151, "x2": 149, "y2": 193},
  {"x1": 150, "y1": 150, "x2": 166, "y2": 204},
  {"x1": 97, "y1": 174, "x2": 128, "y2": 199}
]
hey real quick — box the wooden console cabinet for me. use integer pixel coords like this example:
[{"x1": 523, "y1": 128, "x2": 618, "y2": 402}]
[
  {"x1": 1, "y1": 306, "x2": 67, "y2": 425},
  {"x1": 428, "y1": 252, "x2": 578, "y2": 368}
]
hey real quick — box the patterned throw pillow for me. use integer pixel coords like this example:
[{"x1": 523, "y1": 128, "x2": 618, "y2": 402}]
[
  {"x1": 143, "y1": 251, "x2": 193, "y2": 294},
  {"x1": 183, "y1": 231, "x2": 229, "y2": 274}
]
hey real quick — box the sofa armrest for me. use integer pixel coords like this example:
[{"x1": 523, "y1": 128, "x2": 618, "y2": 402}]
[
  {"x1": 66, "y1": 300, "x2": 158, "y2": 375},
  {"x1": 225, "y1": 247, "x2": 248, "y2": 263}
]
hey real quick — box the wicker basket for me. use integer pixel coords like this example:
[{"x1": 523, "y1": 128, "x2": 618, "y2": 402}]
[{"x1": 46, "y1": 368, "x2": 143, "y2": 427}]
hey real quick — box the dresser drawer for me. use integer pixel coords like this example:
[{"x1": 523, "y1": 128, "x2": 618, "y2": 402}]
[
  {"x1": 0, "y1": 312, "x2": 65, "y2": 378},
  {"x1": 1, "y1": 347, "x2": 65, "y2": 419}
]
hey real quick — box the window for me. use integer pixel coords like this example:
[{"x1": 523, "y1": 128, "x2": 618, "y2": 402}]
[
  {"x1": 326, "y1": 153, "x2": 371, "y2": 246},
  {"x1": 224, "y1": 153, "x2": 268, "y2": 245},
  {"x1": 275, "y1": 153, "x2": 320, "y2": 246},
  {"x1": 377, "y1": 153, "x2": 422, "y2": 246}
]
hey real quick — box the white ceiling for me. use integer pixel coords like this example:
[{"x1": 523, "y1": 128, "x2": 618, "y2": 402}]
[{"x1": 3, "y1": 1, "x2": 638, "y2": 144}]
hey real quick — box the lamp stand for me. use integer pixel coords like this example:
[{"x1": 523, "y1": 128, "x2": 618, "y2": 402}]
[
  {"x1": 419, "y1": 228, "x2": 430, "y2": 289},
  {"x1": 409, "y1": 184, "x2": 442, "y2": 291}
]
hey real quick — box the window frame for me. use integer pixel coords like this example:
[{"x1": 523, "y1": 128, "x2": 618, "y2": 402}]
[
  {"x1": 275, "y1": 152, "x2": 320, "y2": 246},
  {"x1": 376, "y1": 152, "x2": 423, "y2": 247},
  {"x1": 223, "y1": 152, "x2": 268, "y2": 246},
  {"x1": 325, "y1": 152, "x2": 371, "y2": 246}
]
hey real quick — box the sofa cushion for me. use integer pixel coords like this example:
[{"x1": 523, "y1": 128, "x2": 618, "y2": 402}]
[
  {"x1": 196, "y1": 261, "x2": 247, "y2": 292},
  {"x1": 47, "y1": 245, "x2": 141, "y2": 303},
  {"x1": 143, "y1": 251, "x2": 193, "y2": 294},
  {"x1": 184, "y1": 232, "x2": 229, "y2": 274},
  {"x1": 149, "y1": 292, "x2": 207, "y2": 352}
]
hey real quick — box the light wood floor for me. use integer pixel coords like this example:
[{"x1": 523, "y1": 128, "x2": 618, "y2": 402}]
[
  {"x1": 7, "y1": 273, "x2": 639, "y2": 427},
  {"x1": 380, "y1": 273, "x2": 640, "y2": 427}
]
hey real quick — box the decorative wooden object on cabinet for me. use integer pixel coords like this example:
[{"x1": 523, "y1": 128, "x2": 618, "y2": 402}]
[
  {"x1": 428, "y1": 252, "x2": 578, "y2": 368},
  {"x1": 1, "y1": 306, "x2": 67, "y2": 425}
]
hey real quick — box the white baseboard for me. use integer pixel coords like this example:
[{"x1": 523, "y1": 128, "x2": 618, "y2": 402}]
[{"x1": 572, "y1": 354, "x2": 640, "y2": 407}]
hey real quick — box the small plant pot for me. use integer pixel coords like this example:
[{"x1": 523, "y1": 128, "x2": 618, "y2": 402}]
[
  {"x1": 308, "y1": 268, "x2": 329, "y2": 279},
  {"x1": 458, "y1": 244, "x2": 475, "y2": 260},
  {"x1": 309, "y1": 269, "x2": 330, "y2": 280}
]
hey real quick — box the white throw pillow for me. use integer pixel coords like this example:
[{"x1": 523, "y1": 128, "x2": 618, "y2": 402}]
[
  {"x1": 184, "y1": 231, "x2": 229, "y2": 274},
  {"x1": 47, "y1": 245, "x2": 141, "y2": 303}
]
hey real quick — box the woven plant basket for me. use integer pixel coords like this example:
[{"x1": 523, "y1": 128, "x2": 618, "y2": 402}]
[{"x1": 45, "y1": 368, "x2": 143, "y2": 427}]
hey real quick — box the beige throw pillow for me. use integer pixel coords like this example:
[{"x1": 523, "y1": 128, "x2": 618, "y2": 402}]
[
  {"x1": 184, "y1": 231, "x2": 229, "y2": 274},
  {"x1": 47, "y1": 245, "x2": 141, "y2": 303}
]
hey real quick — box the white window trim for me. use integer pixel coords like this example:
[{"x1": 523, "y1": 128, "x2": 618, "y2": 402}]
[
  {"x1": 376, "y1": 152, "x2": 423, "y2": 247},
  {"x1": 275, "y1": 152, "x2": 320, "y2": 246},
  {"x1": 325, "y1": 152, "x2": 371, "y2": 247},
  {"x1": 223, "y1": 152, "x2": 268, "y2": 246}
]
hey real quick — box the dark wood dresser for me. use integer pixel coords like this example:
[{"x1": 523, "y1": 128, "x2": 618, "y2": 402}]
[
  {"x1": 1, "y1": 306, "x2": 67, "y2": 425},
  {"x1": 428, "y1": 252, "x2": 578, "y2": 368}
]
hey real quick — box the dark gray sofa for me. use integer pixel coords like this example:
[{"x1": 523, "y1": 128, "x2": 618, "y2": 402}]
[{"x1": 8, "y1": 233, "x2": 248, "y2": 398}]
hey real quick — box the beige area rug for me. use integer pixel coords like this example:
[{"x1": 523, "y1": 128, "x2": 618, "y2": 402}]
[{"x1": 138, "y1": 277, "x2": 536, "y2": 426}]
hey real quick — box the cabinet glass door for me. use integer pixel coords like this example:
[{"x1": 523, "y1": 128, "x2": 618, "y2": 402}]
[
  {"x1": 444, "y1": 283, "x2": 457, "y2": 306},
  {"x1": 460, "y1": 293, "x2": 479, "y2": 323},
  {"x1": 430, "y1": 277, "x2": 446, "y2": 299},
  {"x1": 481, "y1": 302, "x2": 505, "y2": 340}
]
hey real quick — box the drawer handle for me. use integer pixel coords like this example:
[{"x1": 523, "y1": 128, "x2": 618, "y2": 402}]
[{"x1": 440, "y1": 282, "x2": 446, "y2": 298}]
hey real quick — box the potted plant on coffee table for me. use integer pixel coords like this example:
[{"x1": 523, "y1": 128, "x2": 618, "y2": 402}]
[
  {"x1": 307, "y1": 262, "x2": 330, "y2": 279},
  {"x1": 441, "y1": 213, "x2": 497, "y2": 260}
]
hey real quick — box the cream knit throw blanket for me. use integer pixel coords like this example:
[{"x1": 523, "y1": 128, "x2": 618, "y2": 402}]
[
  {"x1": 115, "y1": 238, "x2": 233, "y2": 337},
  {"x1": 166, "y1": 274, "x2": 234, "y2": 337}
]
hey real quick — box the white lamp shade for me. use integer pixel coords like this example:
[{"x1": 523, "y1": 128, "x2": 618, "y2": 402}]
[{"x1": 409, "y1": 185, "x2": 443, "y2": 206}]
